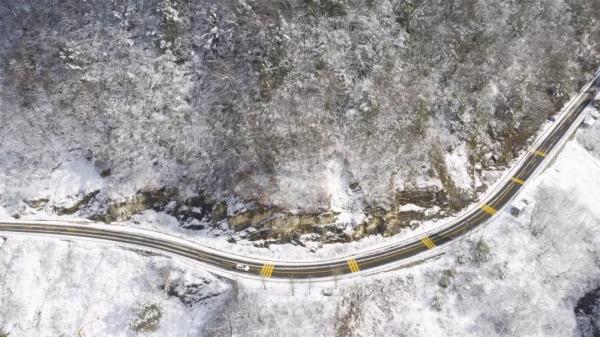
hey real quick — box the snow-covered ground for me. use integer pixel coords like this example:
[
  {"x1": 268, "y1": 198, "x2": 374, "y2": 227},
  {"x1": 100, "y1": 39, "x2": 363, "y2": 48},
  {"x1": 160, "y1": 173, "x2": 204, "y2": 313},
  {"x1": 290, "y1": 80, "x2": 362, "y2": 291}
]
[{"x1": 0, "y1": 236, "x2": 232, "y2": 337}]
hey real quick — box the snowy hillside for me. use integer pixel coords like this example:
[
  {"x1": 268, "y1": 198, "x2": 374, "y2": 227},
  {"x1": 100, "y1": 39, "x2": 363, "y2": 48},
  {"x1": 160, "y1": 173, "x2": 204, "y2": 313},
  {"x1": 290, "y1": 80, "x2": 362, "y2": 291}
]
[
  {"x1": 0, "y1": 86, "x2": 599, "y2": 337},
  {"x1": 1, "y1": 2, "x2": 600, "y2": 334},
  {"x1": 1, "y1": 1, "x2": 600, "y2": 244},
  {"x1": 0, "y1": 237, "x2": 232, "y2": 337}
]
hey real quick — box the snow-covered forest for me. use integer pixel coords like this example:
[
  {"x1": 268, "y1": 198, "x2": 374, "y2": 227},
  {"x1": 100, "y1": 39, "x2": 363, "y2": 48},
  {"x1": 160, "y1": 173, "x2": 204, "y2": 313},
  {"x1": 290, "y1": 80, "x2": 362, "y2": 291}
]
[
  {"x1": 2, "y1": 1, "x2": 600, "y2": 336},
  {"x1": 1, "y1": 0, "x2": 599, "y2": 240}
]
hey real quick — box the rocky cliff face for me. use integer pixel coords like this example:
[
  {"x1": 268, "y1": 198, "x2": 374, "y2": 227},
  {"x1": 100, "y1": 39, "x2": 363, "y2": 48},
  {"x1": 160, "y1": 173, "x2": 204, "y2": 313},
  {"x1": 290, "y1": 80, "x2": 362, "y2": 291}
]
[{"x1": 1, "y1": 0, "x2": 599, "y2": 240}]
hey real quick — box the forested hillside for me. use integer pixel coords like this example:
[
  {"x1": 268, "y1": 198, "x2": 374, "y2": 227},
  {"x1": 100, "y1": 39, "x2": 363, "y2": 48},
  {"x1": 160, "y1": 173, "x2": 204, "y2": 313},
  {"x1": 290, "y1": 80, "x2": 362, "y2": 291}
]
[{"x1": 1, "y1": 0, "x2": 599, "y2": 241}]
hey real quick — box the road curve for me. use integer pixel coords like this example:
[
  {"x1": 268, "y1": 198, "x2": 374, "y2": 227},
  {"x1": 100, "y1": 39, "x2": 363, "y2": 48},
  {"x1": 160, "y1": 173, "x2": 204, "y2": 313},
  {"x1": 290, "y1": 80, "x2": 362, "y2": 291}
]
[{"x1": 1, "y1": 74, "x2": 599, "y2": 280}]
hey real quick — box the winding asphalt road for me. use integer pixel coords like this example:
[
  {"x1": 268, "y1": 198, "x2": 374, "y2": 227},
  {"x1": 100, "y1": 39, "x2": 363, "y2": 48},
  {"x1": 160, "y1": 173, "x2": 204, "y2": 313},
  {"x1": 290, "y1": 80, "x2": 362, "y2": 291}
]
[{"x1": 1, "y1": 74, "x2": 599, "y2": 280}]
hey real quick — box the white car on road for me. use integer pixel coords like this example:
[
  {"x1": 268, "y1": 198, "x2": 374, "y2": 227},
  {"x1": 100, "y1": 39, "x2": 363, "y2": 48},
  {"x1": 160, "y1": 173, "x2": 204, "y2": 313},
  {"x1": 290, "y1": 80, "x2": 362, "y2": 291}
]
[{"x1": 235, "y1": 263, "x2": 250, "y2": 272}]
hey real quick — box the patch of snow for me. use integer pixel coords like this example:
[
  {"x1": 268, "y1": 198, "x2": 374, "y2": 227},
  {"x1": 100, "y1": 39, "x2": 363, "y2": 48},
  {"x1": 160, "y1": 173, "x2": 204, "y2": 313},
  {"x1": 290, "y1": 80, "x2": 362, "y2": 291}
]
[
  {"x1": 0, "y1": 206, "x2": 9, "y2": 219},
  {"x1": 0, "y1": 158, "x2": 104, "y2": 212},
  {"x1": 324, "y1": 157, "x2": 366, "y2": 226},
  {"x1": 398, "y1": 203, "x2": 425, "y2": 212},
  {"x1": 407, "y1": 173, "x2": 443, "y2": 191},
  {"x1": 424, "y1": 205, "x2": 441, "y2": 217},
  {"x1": 444, "y1": 141, "x2": 472, "y2": 191},
  {"x1": 40, "y1": 159, "x2": 104, "y2": 207},
  {"x1": 543, "y1": 142, "x2": 600, "y2": 219}
]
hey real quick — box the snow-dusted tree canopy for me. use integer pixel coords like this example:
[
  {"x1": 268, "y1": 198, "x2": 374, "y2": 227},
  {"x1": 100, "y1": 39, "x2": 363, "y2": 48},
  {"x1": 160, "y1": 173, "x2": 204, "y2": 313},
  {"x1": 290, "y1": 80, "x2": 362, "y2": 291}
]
[{"x1": 0, "y1": 0, "x2": 599, "y2": 228}]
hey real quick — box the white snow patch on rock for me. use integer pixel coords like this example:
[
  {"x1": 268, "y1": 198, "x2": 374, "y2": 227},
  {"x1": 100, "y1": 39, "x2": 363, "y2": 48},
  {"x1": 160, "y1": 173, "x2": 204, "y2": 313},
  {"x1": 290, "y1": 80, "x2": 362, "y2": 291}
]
[
  {"x1": 325, "y1": 157, "x2": 366, "y2": 226},
  {"x1": 398, "y1": 203, "x2": 425, "y2": 212},
  {"x1": 394, "y1": 171, "x2": 443, "y2": 192},
  {"x1": 40, "y1": 160, "x2": 104, "y2": 206},
  {"x1": 444, "y1": 142, "x2": 472, "y2": 191}
]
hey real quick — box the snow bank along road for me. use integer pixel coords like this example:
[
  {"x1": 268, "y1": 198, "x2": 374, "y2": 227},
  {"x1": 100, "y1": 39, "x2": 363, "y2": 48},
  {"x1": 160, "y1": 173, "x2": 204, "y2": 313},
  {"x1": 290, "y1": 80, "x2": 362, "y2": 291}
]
[{"x1": 1, "y1": 74, "x2": 599, "y2": 281}]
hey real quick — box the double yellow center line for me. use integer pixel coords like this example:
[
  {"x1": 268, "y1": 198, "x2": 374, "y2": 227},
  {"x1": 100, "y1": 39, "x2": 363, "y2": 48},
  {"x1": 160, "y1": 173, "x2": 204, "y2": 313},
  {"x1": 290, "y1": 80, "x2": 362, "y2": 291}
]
[
  {"x1": 480, "y1": 204, "x2": 497, "y2": 215},
  {"x1": 479, "y1": 176, "x2": 526, "y2": 217},
  {"x1": 421, "y1": 236, "x2": 436, "y2": 249},
  {"x1": 347, "y1": 257, "x2": 360, "y2": 273},
  {"x1": 510, "y1": 177, "x2": 525, "y2": 185},
  {"x1": 260, "y1": 263, "x2": 275, "y2": 278}
]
